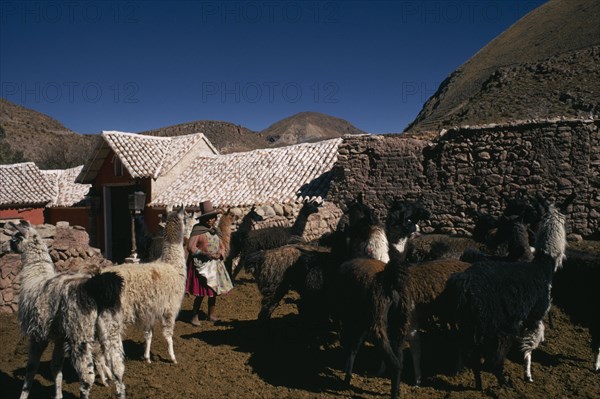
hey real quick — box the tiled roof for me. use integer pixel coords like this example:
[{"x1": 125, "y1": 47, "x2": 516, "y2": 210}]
[
  {"x1": 150, "y1": 139, "x2": 342, "y2": 208},
  {"x1": 103, "y1": 131, "x2": 167, "y2": 178},
  {"x1": 42, "y1": 166, "x2": 91, "y2": 207},
  {"x1": 76, "y1": 131, "x2": 217, "y2": 183},
  {"x1": 0, "y1": 162, "x2": 54, "y2": 207}
]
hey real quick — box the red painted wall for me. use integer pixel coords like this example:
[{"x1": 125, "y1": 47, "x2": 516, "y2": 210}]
[
  {"x1": 0, "y1": 207, "x2": 45, "y2": 224},
  {"x1": 89, "y1": 149, "x2": 159, "y2": 252},
  {"x1": 46, "y1": 208, "x2": 89, "y2": 230}
]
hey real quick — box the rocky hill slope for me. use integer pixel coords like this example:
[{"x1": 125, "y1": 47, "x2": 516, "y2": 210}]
[
  {"x1": 0, "y1": 98, "x2": 95, "y2": 168},
  {"x1": 141, "y1": 111, "x2": 364, "y2": 153},
  {"x1": 0, "y1": 98, "x2": 362, "y2": 162},
  {"x1": 260, "y1": 112, "x2": 365, "y2": 147},
  {"x1": 406, "y1": 0, "x2": 600, "y2": 134},
  {"x1": 140, "y1": 120, "x2": 265, "y2": 154}
]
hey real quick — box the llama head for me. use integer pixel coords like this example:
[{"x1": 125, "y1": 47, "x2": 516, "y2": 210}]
[
  {"x1": 300, "y1": 199, "x2": 322, "y2": 216},
  {"x1": 504, "y1": 196, "x2": 543, "y2": 227},
  {"x1": 385, "y1": 201, "x2": 430, "y2": 246},
  {"x1": 495, "y1": 214, "x2": 532, "y2": 258},
  {"x1": 495, "y1": 210, "x2": 523, "y2": 238},
  {"x1": 245, "y1": 206, "x2": 264, "y2": 223},
  {"x1": 472, "y1": 211, "x2": 499, "y2": 245},
  {"x1": 6, "y1": 220, "x2": 38, "y2": 254},
  {"x1": 535, "y1": 197, "x2": 570, "y2": 271},
  {"x1": 343, "y1": 198, "x2": 379, "y2": 241}
]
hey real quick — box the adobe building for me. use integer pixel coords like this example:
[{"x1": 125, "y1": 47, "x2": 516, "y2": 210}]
[{"x1": 75, "y1": 131, "x2": 218, "y2": 262}]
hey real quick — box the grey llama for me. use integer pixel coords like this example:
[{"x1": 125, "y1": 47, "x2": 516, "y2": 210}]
[{"x1": 8, "y1": 221, "x2": 125, "y2": 399}]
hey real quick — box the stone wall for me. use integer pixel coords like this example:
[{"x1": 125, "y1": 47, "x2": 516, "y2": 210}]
[
  {"x1": 0, "y1": 222, "x2": 112, "y2": 314},
  {"x1": 227, "y1": 201, "x2": 343, "y2": 242},
  {"x1": 330, "y1": 119, "x2": 600, "y2": 237}
]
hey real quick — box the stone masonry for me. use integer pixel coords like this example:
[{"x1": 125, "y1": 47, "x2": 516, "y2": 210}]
[{"x1": 330, "y1": 119, "x2": 600, "y2": 237}]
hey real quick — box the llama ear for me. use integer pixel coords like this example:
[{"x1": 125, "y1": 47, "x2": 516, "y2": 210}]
[
  {"x1": 9, "y1": 221, "x2": 30, "y2": 237},
  {"x1": 166, "y1": 204, "x2": 173, "y2": 212},
  {"x1": 558, "y1": 192, "x2": 576, "y2": 213},
  {"x1": 535, "y1": 192, "x2": 550, "y2": 213},
  {"x1": 356, "y1": 192, "x2": 365, "y2": 204}
]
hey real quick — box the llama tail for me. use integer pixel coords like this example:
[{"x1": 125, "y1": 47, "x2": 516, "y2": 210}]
[{"x1": 79, "y1": 272, "x2": 124, "y2": 313}]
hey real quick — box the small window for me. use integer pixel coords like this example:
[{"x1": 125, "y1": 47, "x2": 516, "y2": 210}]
[{"x1": 113, "y1": 156, "x2": 124, "y2": 177}]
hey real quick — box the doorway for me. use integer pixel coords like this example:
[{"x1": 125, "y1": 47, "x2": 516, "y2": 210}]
[{"x1": 103, "y1": 185, "x2": 136, "y2": 263}]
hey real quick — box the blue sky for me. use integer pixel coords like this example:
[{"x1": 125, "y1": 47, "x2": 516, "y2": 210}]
[{"x1": 0, "y1": 0, "x2": 547, "y2": 134}]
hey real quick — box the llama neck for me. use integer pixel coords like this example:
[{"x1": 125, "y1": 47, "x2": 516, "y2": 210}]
[
  {"x1": 20, "y1": 239, "x2": 56, "y2": 283},
  {"x1": 161, "y1": 239, "x2": 185, "y2": 267},
  {"x1": 384, "y1": 242, "x2": 409, "y2": 292},
  {"x1": 531, "y1": 253, "x2": 558, "y2": 284},
  {"x1": 392, "y1": 237, "x2": 409, "y2": 255},
  {"x1": 160, "y1": 216, "x2": 186, "y2": 269},
  {"x1": 535, "y1": 207, "x2": 566, "y2": 271},
  {"x1": 237, "y1": 219, "x2": 255, "y2": 238},
  {"x1": 508, "y1": 223, "x2": 533, "y2": 261},
  {"x1": 363, "y1": 226, "x2": 390, "y2": 262},
  {"x1": 290, "y1": 210, "x2": 311, "y2": 236}
]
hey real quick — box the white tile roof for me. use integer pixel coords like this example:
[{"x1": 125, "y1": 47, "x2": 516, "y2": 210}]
[
  {"x1": 77, "y1": 131, "x2": 217, "y2": 183},
  {"x1": 150, "y1": 139, "x2": 342, "y2": 208},
  {"x1": 0, "y1": 162, "x2": 54, "y2": 207},
  {"x1": 102, "y1": 131, "x2": 167, "y2": 178},
  {"x1": 41, "y1": 166, "x2": 91, "y2": 207}
]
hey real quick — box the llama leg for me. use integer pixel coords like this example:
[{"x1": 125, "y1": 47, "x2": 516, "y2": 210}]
[
  {"x1": 390, "y1": 350, "x2": 404, "y2": 399},
  {"x1": 232, "y1": 255, "x2": 245, "y2": 279},
  {"x1": 107, "y1": 337, "x2": 126, "y2": 399},
  {"x1": 20, "y1": 339, "x2": 48, "y2": 399},
  {"x1": 471, "y1": 351, "x2": 483, "y2": 391},
  {"x1": 492, "y1": 337, "x2": 512, "y2": 388},
  {"x1": 92, "y1": 343, "x2": 112, "y2": 386},
  {"x1": 343, "y1": 332, "x2": 367, "y2": 385},
  {"x1": 408, "y1": 329, "x2": 422, "y2": 386},
  {"x1": 522, "y1": 320, "x2": 544, "y2": 382},
  {"x1": 99, "y1": 312, "x2": 125, "y2": 399},
  {"x1": 380, "y1": 330, "x2": 403, "y2": 399},
  {"x1": 97, "y1": 311, "x2": 125, "y2": 398},
  {"x1": 524, "y1": 351, "x2": 533, "y2": 382},
  {"x1": 51, "y1": 340, "x2": 65, "y2": 399},
  {"x1": 162, "y1": 312, "x2": 177, "y2": 363},
  {"x1": 143, "y1": 327, "x2": 153, "y2": 363},
  {"x1": 70, "y1": 341, "x2": 95, "y2": 399},
  {"x1": 591, "y1": 319, "x2": 599, "y2": 371},
  {"x1": 468, "y1": 343, "x2": 483, "y2": 391}
]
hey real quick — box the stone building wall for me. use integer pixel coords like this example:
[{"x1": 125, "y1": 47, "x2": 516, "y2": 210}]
[
  {"x1": 226, "y1": 201, "x2": 343, "y2": 242},
  {"x1": 330, "y1": 119, "x2": 600, "y2": 237}
]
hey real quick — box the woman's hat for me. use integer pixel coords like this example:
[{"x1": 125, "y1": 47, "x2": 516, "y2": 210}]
[{"x1": 196, "y1": 200, "x2": 219, "y2": 220}]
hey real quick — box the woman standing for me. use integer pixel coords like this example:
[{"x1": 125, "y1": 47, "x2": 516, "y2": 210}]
[{"x1": 186, "y1": 200, "x2": 233, "y2": 326}]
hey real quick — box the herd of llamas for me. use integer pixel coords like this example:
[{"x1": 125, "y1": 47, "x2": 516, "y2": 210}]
[{"x1": 3, "y1": 192, "x2": 599, "y2": 399}]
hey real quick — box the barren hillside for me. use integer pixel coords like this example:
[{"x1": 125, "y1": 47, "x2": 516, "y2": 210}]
[{"x1": 406, "y1": 0, "x2": 600, "y2": 134}]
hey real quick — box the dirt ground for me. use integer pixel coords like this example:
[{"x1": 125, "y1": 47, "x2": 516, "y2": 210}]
[{"x1": 1, "y1": 265, "x2": 599, "y2": 399}]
